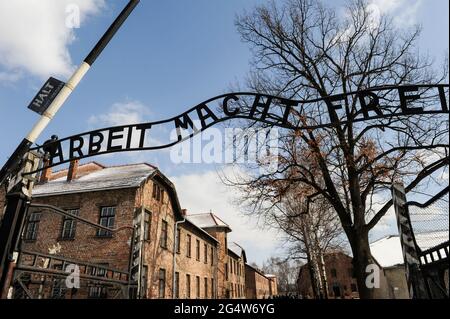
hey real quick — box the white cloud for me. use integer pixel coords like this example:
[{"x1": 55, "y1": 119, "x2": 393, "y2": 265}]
[
  {"x1": 88, "y1": 100, "x2": 151, "y2": 127},
  {"x1": 0, "y1": 0, "x2": 104, "y2": 81},
  {"x1": 369, "y1": 0, "x2": 422, "y2": 27},
  {"x1": 0, "y1": 70, "x2": 22, "y2": 83},
  {"x1": 170, "y1": 167, "x2": 283, "y2": 265}
]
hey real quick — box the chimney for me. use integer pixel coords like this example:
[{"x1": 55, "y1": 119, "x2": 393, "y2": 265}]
[
  {"x1": 39, "y1": 160, "x2": 52, "y2": 183},
  {"x1": 181, "y1": 209, "x2": 187, "y2": 217},
  {"x1": 67, "y1": 160, "x2": 79, "y2": 182}
]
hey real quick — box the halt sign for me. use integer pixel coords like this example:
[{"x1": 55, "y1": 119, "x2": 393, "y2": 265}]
[{"x1": 27, "y1": 77, "x2": 65, "y2": 115}]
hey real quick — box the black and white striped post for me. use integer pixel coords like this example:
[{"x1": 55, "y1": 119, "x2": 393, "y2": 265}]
[
  {"x1": 0, "y1": 0, "x2": 140, "y2": 187},
  {"x1": 0, "y1": 0, "x2": 140, "y2": 298}
]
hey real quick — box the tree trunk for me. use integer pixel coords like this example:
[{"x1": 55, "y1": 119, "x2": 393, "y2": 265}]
[
  {"x1": 350, "y1": 230, "x2": 375, "y2": 299},
  {"x1": 319, "y1": 251, "x2": 329, "y2": 299}
]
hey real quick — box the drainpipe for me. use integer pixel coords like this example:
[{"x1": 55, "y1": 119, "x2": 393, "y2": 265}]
[
  {"x1": 214, "y1": 244, "x2": 219, "y2": 298},
  {"x1": 172, "y1": 210, "x2": 186, "y2": 298}
]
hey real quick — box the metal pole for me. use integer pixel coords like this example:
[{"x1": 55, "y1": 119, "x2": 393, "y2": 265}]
[
  {"x1": 0, "y1": 192, "x2": 29, "y2": 298},
  {"x1": 0, "y1": 0, "x2": 140, "y2": 298},
  {"x1": 0, "y1": 0, "x2": 140, "y2": 187},
  {"x1": 392, "y1": 183, "x2": 429, "y2": 299},
  {"x1": 172, "y1": 218, "x2": 186, "y2": 298}
]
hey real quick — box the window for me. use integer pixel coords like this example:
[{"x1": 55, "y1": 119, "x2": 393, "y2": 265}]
[
  {"x1": 196, "y1": 276, "x2": 200, "y2": 299},
  {"x1": 351, "y1": 283, "x2": 358, "y2": 292},
  {"x1": 51, "y1": 264, "x2": 66, "y2": 299},
  {"x1": 158, "y1": 269, "x2": 166, "y2": 298},
  {"x1": 174, "y1": 272, "x2": 180, "y2": 299},
  {"x1": 144, "y1": 211, "x2": 151, "y2": 241},
  {"x1": 225, "y1": 263, "x2": 229, "y2": 280},
  {"x1": 331, "y1": 268, "x2": 337, "y2": 278},
  {"x1": 204, "y1": 244, "x2": 208, "y2": 264},
  {"x1": 186, "y1": 234, "x2": 192, "y2": 257},
  {"x1": 152, "y1": 183, "x2": 164, "y2": 202},
  {"x1": 196, "y1": 239, "x2": 200, "y2": 261},
  {"x1": 142, "y1": 266, "x2": 148, "y2": 298},
  {"x1": 88, "y1": 285, "x2": 107, "y2": 299},
  {"x1": 211, "y1": 278, "x2": 215, "y2": 298},
  {"x1": 204, "y1": 277, "x2": 208, "y2": 299},
  {"x1": 160, "y1": 220, "x2": 168, "y2": 249},
  {"x1": 152, "y1": 183, "x2": 158, "y2": 200},
  {"x1": 97, "y1": 207, "x2": 115, "y2": 237},
  {"x1": 349, "y1": 268, "x2": 355, "y2": 278},
  {"x1": 211, "y1": 247, "x2": 214, "y2": 266},
  {"x1": 61, "y1": 209, "x2": 79, "y2": 239},
  {"x1": 89, "y1": 265, "x2": 108, "y2": 298},
  {"x1": 186, "y1": 274, "x2": 191, "y2": 299},
  {"x1": 24, "y1": 212, "x2": 41, "y2": 241},
  {"x1": 176, "y1": 228, "x2": 181, "y2": 253}
]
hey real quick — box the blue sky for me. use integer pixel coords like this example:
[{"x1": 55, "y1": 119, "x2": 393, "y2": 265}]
[{"x1": 0, "y1": 0, "x2": 448, "y2": 265}]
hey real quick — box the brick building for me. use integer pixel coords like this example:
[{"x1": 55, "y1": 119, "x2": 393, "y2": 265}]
[
  {"x1": 245, "y1": 264, "x2": 278, "y2": 299},
  {"x1": 297, "y1": 251, "x2": 359, "y2": 299},
  {"x1": 8, "y1": 161, "x2": 272, "y2": 299}
]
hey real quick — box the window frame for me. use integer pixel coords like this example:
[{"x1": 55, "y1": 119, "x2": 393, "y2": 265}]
[
  {"x1": 24, "y1": 212, "x2": 41, "y2": 241},
  {"x1": 96, "y1": 206, "x2": 116, "y2": 237},
  {"x1": 196, "y1": 239, "x2": 200, "y2": 261},
  {"x1": 160, "y1": 220, "x2": 168, "y2": 249},
  {"x1": 196, "y1": 276, "x2": 200, "y2": 299},
  {"x1": 60, "y1": 209, "x2": 79, "y2": 240},
  {"x1": 174, "y1": 272, "x2": 180, "y2": 299},
  {"x1": 158, "y1": 268, "x2": 166, "y2": 299},
  {"x1": 176, "y1": 228, "x2": 181, "y2": 254},
  {"x1": 143, "y1": 210, "x2": 151, "y2": 241},
  {"x1": 186, "y1": 234, "x2": 192, "y2": 258},
  {"x1": 186, "y1": 274, "x2": 191, "y2": 299}
]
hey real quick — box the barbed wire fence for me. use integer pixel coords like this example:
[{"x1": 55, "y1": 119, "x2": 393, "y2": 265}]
[{"x1": 401, "y1": 186, "x2": 449, "y2": 299}]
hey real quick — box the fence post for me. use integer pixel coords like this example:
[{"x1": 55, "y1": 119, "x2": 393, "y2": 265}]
[{"x1": 391, "y1": 183, "x2": 429, "y2": 299}]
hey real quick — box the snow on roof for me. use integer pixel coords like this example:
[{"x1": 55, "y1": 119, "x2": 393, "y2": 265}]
[
  {"x1": 187, "y1": 213, "x2": 231, "y2": 231},
  {"x1": 33, "y1": 163, "x2": 156, "y2": 197},
  {"x1": 228, "y1": 242, "x2": 245, "y2": 257},
  {"x1": 370, "y1": 231, "x2": 450, "y2": 268},
  {"x1": 370, "y1": 235, "x2": 404, "y2": 268}
]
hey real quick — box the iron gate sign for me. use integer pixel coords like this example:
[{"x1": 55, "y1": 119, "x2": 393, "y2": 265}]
[{"x1": 28, "y1": 84, "x2": 448, "y2": 172}]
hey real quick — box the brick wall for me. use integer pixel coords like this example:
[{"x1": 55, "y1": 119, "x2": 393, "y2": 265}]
[
  {"x1": 297, "y1": 252, "x2": 359, "y2": 299},
  {"x1": 203, "y1": 228, "x2": 228, "y2": 298},
  {"x1": 245, "y1": 265, "x2": 272, "y2": 299},
  {"x1": 23, "y1": 188, "x2": 136, "y2": 271},
  {"x1": 227, "y1": 253, "x2": 246, "y2": 299},
  {"x1": 13, "y1": 164, "x2": 276, "y2": 300}
]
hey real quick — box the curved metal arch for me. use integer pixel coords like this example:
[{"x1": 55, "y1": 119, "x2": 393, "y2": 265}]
[{"x1": 24, "y1": 84, "x2": 449, "y2": 175}]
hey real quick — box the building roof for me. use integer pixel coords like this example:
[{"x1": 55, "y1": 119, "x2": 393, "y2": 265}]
[
  {"x1": 183, "y1": 219, "x2": 219, "y2": 244},
  {"x1": 370, "y1": 231, "x2": 449, "y2": 268},
  {"x1": 228, "y1": 242, "x2": 247, "y2": 262},
  {"x1": 33, "y1": 163, "x2": 156, "y2": 197},
  {"x1": 228, "y1": 242, "x2": 244, "y2": 256},
  {"x1": 370, "y1": 235, "x2": 405, "y2": 268},
  {"x1": 245, "y1": 263, "x2": 270, "y2": 279},
  {"x1": 187, "y1": 213, "x2": 231, "y2": 232}
]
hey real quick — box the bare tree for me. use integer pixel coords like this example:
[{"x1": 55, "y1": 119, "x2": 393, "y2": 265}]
[
  {"x1": 261, "y1": 256, "x2": 301, "y2": 295},
  {"x1": 229, "y1": 0, "x2": 449, "y2": 298},
  {"x1": 280, "y1": 189, "x2": 345, "y2": 298}
]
